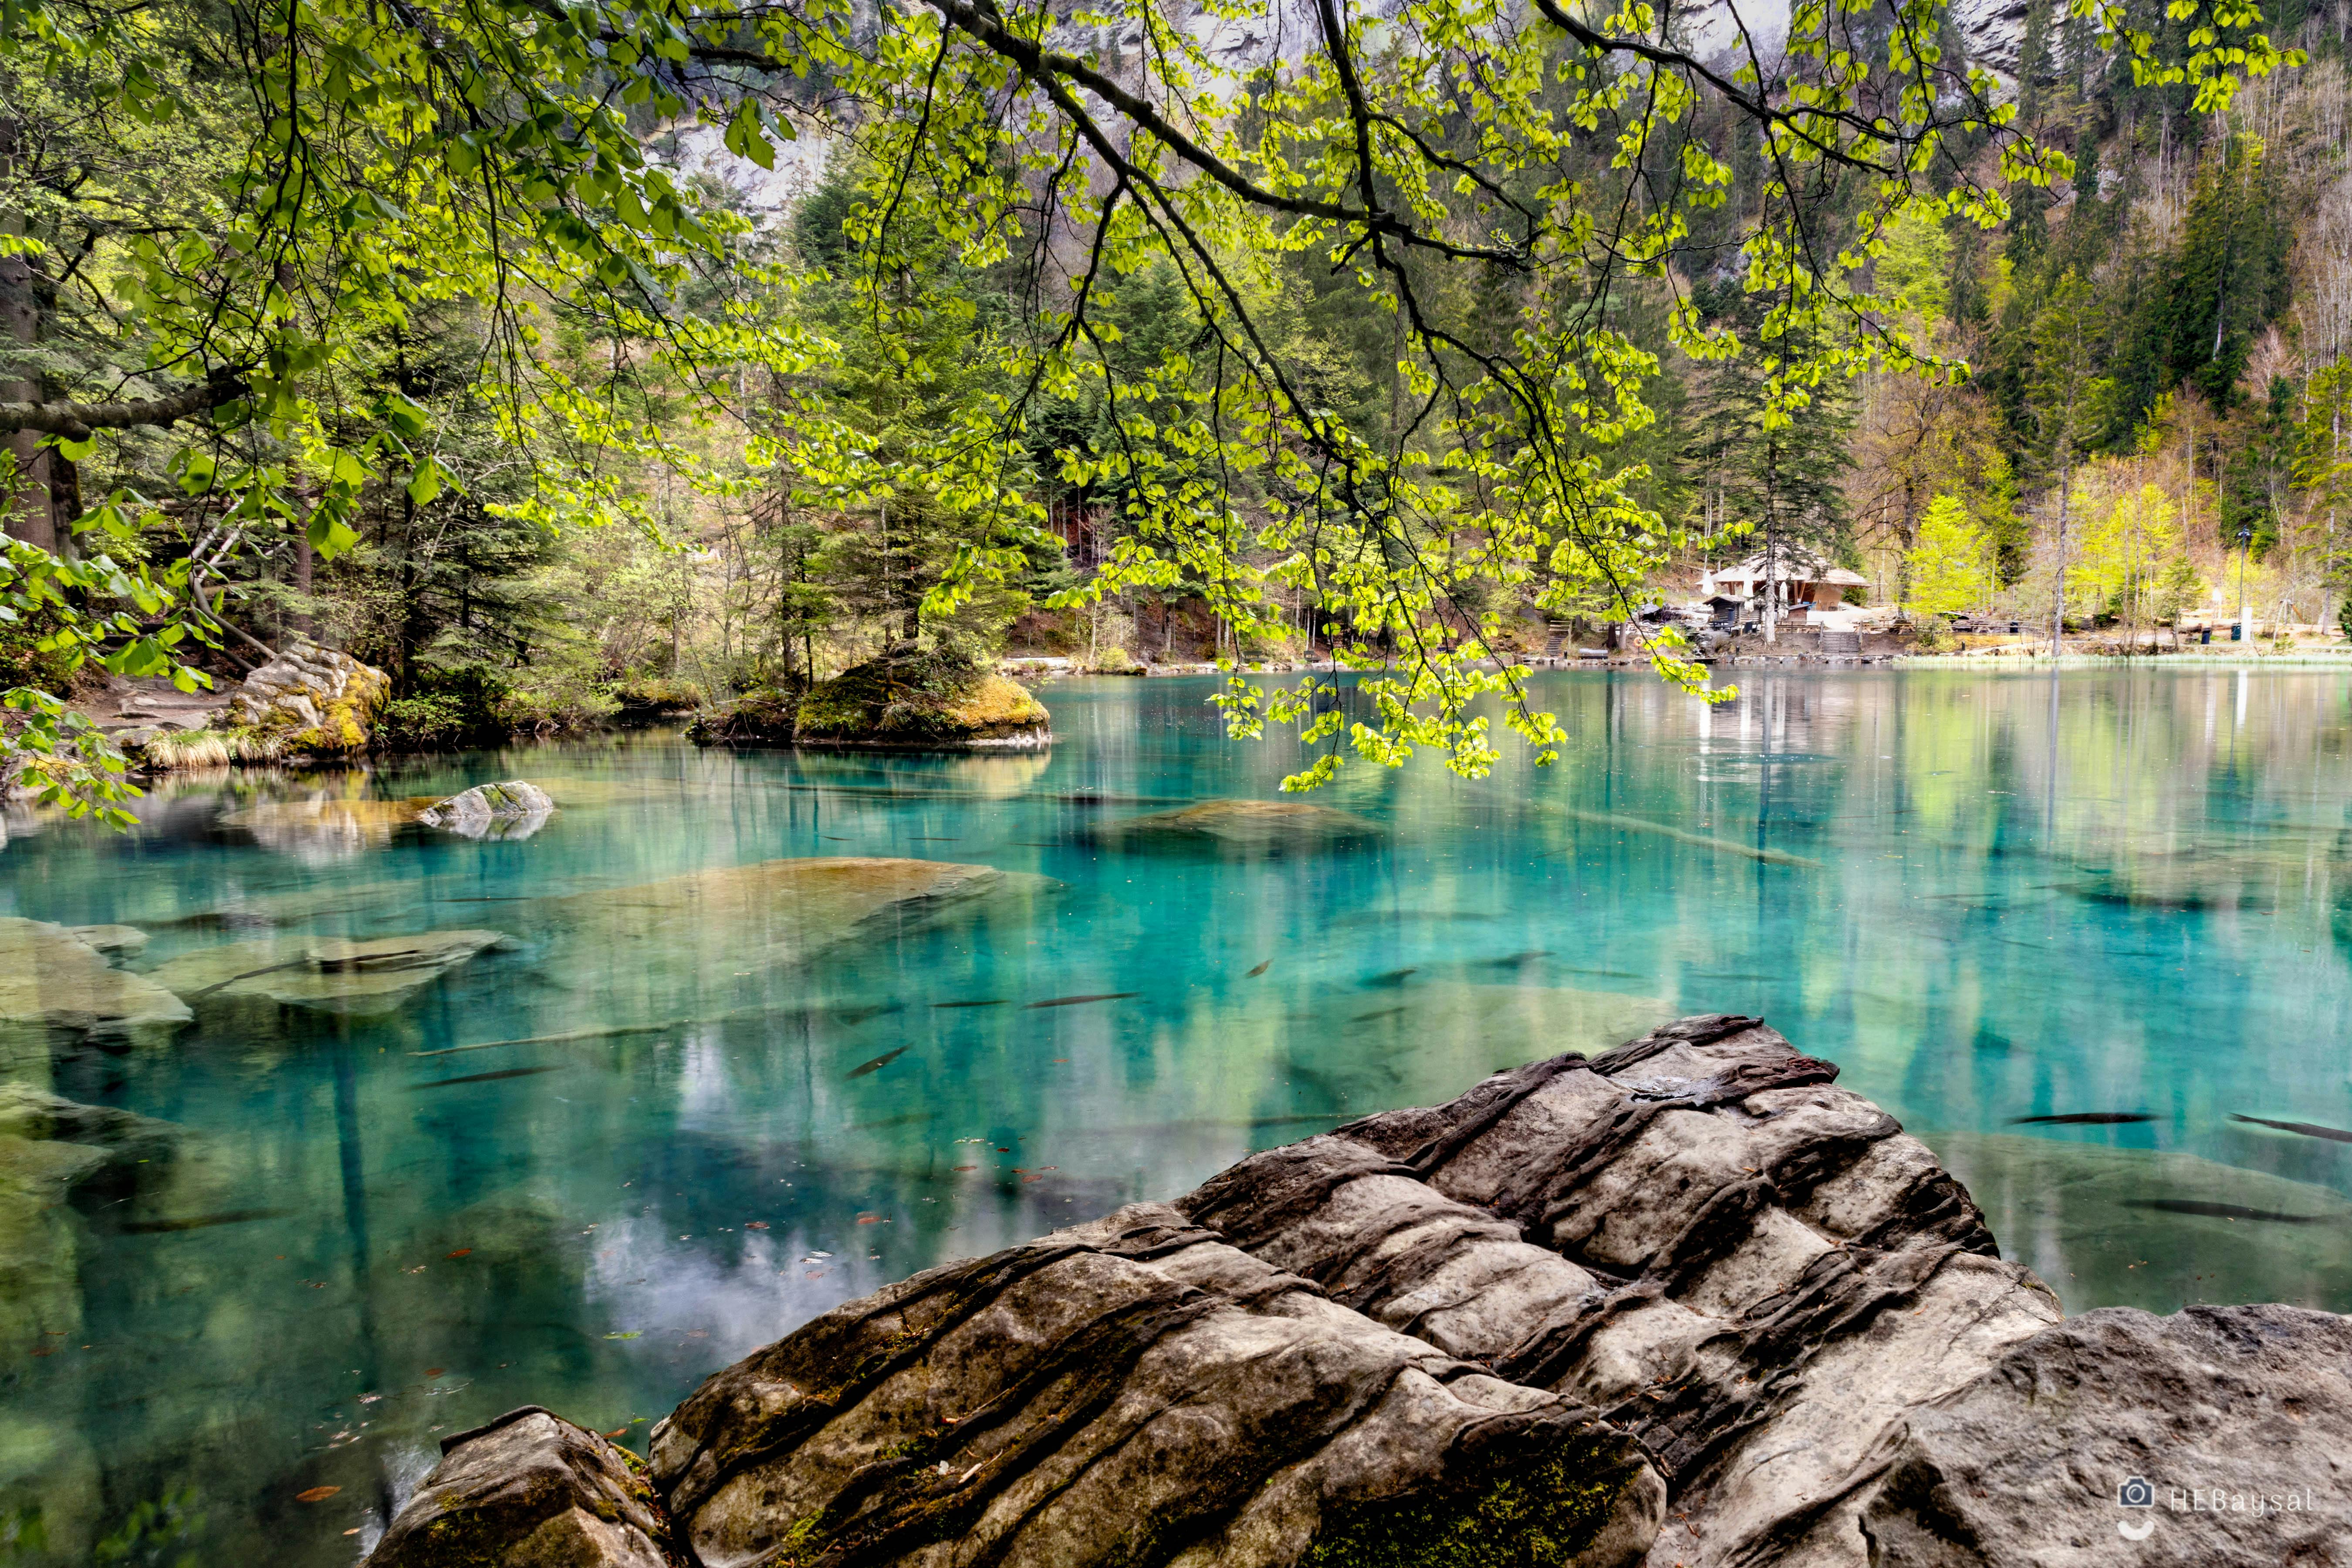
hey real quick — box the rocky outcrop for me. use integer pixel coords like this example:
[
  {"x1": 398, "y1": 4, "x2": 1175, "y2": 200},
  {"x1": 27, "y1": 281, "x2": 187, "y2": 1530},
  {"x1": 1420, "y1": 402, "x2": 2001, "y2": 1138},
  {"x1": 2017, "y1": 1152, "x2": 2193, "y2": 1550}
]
[
  {"x1": 223, "y1": 639, "x2": 392, "y2": 754},
  {"x1": 392, "y1": 1016, "x2": 2352, "y2": 1568},
  {"x1": 646, "y1": 1205, "x2": 1664, "y2": 1568},
  {"x1": 368, "y1": 1407, "x2": 679, "y2": 1568},
  {"x1": 146, "y1": 928, "x2": 508, "y2": 1017},
  {"x1": 1182, "y1": 1016, "x2": 2066, "y2": 1566},
  {"x1": 1086, "y1": 798, "x2": 1386, "y2": 854},
  {"x1": 420, "y1": 780, "x2": 556, "y2": 840},
  {"x1": 0, "y1": 916, "x2": 190, "y2": 1057}
]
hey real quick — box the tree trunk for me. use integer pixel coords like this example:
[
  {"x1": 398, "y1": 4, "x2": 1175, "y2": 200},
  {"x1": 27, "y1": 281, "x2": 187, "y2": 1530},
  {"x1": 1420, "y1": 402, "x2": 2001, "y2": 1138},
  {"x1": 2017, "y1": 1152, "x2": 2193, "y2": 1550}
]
[{"x1": 0, "y1": 118, "x2": 62, "y2": 553}]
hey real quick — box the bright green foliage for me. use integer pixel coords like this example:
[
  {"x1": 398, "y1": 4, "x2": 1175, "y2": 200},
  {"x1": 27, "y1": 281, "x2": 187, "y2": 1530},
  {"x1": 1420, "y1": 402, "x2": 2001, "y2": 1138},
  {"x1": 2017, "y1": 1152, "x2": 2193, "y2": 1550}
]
[
  {"x1": 1905, "y1": 494, "x2": 1994, "y2": 615},
  {"x1": 2069, "y1": 480, "x2": 2186, "y2": 624},
  {"x1": 0, "y1": 0, "x2": 2307, "y2": 806}
]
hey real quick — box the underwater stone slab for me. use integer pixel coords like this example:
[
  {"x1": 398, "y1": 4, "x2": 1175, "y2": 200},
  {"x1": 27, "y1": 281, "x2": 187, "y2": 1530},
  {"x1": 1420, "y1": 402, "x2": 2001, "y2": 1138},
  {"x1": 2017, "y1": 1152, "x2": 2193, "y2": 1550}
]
[
  {"x1": 365, "y1": 1406, "x2": 677, "y2": 1568},
  {"x1": 648, "y1": 1203, "x2": 1664, "y2": 1568},
  {"x1": 534, "y1": 857, "x2": 1056, "y2": 1007},
  {"x1": 147, "y1": 929, "x2": 507, "y2": 1017},
  {"x1": 0, "y1": 917, "x2": 192, "y2": 1048},
  {"x1": 1085, "y1": 798, "x2": 1386, "y2": 854}
]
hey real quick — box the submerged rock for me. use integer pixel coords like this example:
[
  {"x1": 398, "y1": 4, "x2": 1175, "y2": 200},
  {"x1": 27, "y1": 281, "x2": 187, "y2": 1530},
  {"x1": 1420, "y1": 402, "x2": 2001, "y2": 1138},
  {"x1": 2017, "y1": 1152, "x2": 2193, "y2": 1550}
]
[
  {"x1": 0, "y1": 1088, "x2": 182, "y2": 1361},
  {"x1": 0, "y1": 917, "x2": 192, "y2": 1052},
  {"x1": 535, "y1": 858, "x2": 1055, "y2": 1012},
  {"x1": 648, "y1": 1205, "x2": 1664, "y2": 1568},
  {"x1": 1087, "y1": 798, "x2": 1386, "y2": 854},
  {"x1": 367, "y1": 1406, "x2": 677, "y2": 1568},
  {"x1": 419, "y1": 780, "x2": 556, "y2": 840},
  {"x1": 223, "y1": 639, "x2": 392, "y2": 755},
  {"x1": 793, "y1": 658, "x2": 1051, "y2": 750},
  {"x1": 147, "y1": 929, "x2": 507, "y2": 1017},
  {"x1": 66, "y1": 923, "x2": 149, "y2": 959}
]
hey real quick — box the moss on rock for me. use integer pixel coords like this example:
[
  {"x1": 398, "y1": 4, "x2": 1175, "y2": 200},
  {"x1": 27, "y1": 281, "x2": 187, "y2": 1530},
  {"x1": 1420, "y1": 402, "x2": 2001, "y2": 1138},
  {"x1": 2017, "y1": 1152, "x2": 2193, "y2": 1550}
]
[{"x1": 792, "y1": 656, "x2": 1048, "y2": 749}]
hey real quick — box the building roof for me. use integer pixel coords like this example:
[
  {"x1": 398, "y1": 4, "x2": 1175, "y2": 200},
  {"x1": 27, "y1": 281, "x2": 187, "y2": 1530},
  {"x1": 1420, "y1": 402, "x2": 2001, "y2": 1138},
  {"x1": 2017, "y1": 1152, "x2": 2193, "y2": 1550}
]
[{"x1": 1703, "y1": 551, "x2": 1869, "y2": 590}]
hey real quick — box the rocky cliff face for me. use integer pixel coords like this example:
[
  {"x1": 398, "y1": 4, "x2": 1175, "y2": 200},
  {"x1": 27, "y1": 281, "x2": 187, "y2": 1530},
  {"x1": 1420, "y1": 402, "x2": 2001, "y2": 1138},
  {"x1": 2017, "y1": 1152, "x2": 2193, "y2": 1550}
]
[{"x1": 364, "y1": 1016, "x2": 2352, "y2": 1568}]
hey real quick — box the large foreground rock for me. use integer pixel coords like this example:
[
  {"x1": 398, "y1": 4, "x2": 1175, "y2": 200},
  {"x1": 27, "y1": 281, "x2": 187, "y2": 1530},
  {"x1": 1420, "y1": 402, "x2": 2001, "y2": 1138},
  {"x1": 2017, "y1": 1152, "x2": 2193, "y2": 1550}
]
[
  {"x1": 647, "y1": 1205, "x2": 1663, "y2": 1568},
  {"x1": 368, "y1": 1406, "x2": 677, "y2": 1568},
  {"x1": 391, "y1": 1016, "x2": 2352, "y2": 1568}
]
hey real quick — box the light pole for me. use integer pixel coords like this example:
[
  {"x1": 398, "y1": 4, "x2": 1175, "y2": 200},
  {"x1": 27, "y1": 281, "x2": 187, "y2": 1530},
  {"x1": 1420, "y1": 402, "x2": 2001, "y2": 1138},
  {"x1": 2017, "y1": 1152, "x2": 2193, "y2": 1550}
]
[{"x1": 2237, "y1": 524, "x2": 2253, "y2": 642}]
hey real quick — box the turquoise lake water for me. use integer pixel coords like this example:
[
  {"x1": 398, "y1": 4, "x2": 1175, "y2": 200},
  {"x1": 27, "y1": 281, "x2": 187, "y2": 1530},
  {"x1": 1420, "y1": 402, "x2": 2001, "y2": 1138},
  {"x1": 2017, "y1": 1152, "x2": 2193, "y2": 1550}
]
[{"x1": 7, "y1": 666, "x2": 2352, "y2": 1563}]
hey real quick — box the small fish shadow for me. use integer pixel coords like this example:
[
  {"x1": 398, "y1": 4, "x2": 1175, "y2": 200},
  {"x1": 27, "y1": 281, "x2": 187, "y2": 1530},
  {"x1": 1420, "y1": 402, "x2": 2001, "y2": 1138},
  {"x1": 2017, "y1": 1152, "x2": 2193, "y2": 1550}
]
[
  {"x1": 2123, "y1": 1200, "x2": 2330, "y2": 1224},
  {"x1": 2011, "y1": 1112, "x2": 2154, "y2": 1126},
  {"x1": 120, "y1": 1208, "x2": 294, "y2": 1234},
  {"x1": 849, "y1": 1047, "x2": 909, "y2": 1078},
  {"x1": 2231, "y1": 1114, "x2": 2352, "y2": 1144},
  {"x1": 410, "y1": 1066, "x2": 564, "y2": 1090}
]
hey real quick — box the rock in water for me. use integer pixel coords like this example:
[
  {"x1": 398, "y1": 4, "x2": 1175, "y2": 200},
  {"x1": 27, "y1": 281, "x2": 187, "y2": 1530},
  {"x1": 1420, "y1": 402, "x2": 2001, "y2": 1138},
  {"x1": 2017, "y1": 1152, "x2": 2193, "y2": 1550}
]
[
  {"x1": 147, "y1": 929, "x2": 507, "y2": 1017},
  {"x1": 793, "y1": 657, "x2": 1051, "y2": 750},
  {"x1": 1086, "y1": 798, "x2": 1386, "y2": 854},
  {"x1": 0, "y1": 917, "x2": 192, "y2": 1054},
  {"x1": 648, "y1": 1205, "x2": 1664, "y2": 1568},
  {"x1": 222, "y1": 639, "x2": 392, "y2": 755},
  {"x1": 365, "y1": 1406, "x2": 678, "y2": 1568},
  {"x1": 419, "y1": 780, "x2": 556, "y2": 840}
]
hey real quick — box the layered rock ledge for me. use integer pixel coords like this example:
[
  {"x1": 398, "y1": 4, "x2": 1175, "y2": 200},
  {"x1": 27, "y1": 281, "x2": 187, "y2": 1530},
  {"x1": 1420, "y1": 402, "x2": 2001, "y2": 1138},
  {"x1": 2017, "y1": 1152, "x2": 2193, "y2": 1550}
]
[{"x1": 366, "y1": 1016, "x2": 2352, "y2": 1568}]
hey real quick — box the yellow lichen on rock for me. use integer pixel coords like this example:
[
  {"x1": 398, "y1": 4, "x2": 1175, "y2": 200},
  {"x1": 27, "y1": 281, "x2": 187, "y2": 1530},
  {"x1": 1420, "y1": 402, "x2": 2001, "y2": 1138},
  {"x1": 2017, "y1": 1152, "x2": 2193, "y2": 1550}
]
[{"x1": 225, "y1": 640, "x2": 392, "y2": 756}]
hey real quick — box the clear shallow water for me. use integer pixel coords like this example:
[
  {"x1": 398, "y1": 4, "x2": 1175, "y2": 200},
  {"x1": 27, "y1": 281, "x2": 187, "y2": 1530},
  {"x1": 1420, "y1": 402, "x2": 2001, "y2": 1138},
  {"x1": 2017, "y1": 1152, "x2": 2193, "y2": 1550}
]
[{"x1": 7, "y1": 667, "x2": 2352, "y2": 1562}]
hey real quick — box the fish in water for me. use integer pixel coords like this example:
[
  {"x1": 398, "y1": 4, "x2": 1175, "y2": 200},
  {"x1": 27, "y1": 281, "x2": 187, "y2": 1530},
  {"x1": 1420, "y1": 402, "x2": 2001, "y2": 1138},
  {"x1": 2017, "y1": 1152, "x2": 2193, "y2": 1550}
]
[
  {"x1": 1362, "y1": 968, "x2": 1418, "y2": 988},
  {"x1": 1349, "y1": 1006, "x2": 1409, "y2": 1023},
  {"x1": 848, "y1": 1047, "x2": 909, "y2": 1078},
  {"x1": 851, "y1": 1112, "x2": 936, "y2": 1130},
  {"x1": 120, "y1": 1208, "x2": 294, "y2": 1233},
  {"x1": 2123, "y1": 1200, "x2": 2328, "y2": 1224},
  {"x1": 2010, "y1": 1112, "x2": 2155, "y2": 1126},
  {"x1": 409, "y1": 1065, "x2": 564, "y2": 1090},
  {"x1": 830, "y1": 1004, "x2": 903, "y2": 1026},
  {"x1": 933, "y1": 999, "x2": 1008, "y2": 1009},
  {"x1": 2230, "y1": 1113, "x2": 2352, "y2": 1144},
  {"x1": 1024, "y1": 993, "x2": 1139, "y2": 1009},
  {"x1": 1246, "y1": 960, "x2": 1271, "y2": 977},
  {"x1": 1477, "y1": 951, "x2": 1554, "y2": 967}
]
